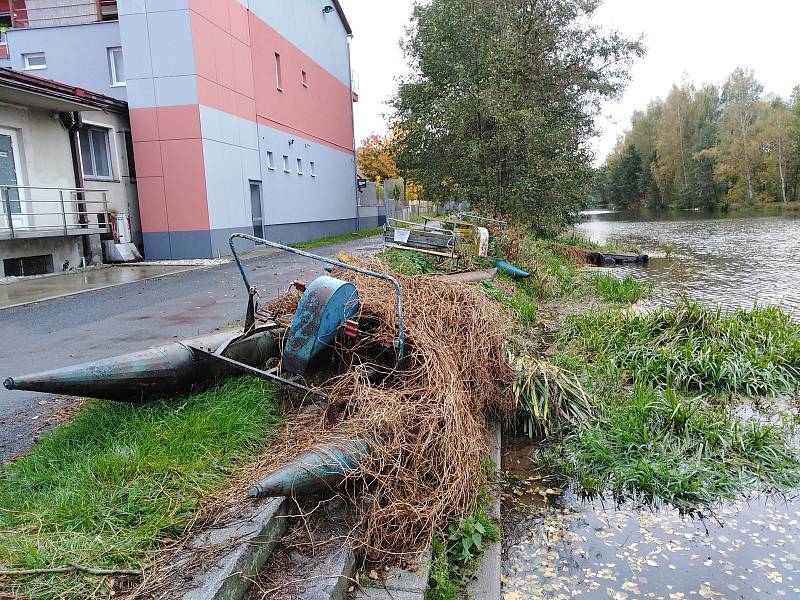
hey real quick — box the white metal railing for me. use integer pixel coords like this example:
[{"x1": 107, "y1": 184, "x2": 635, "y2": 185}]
[{"x1": 0, "y1": 185, "x2": 109, "y2": 240}]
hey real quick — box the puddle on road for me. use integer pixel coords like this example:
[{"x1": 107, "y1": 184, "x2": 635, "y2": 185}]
[
  {"x1": 0, "y1": 265, "x2": 201, "y2": 308},
  {"x1": 502, "y1": 436, "x2": 800, "y2": 599}
]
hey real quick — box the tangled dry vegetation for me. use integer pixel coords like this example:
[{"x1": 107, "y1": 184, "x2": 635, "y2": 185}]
[{"x1": 324, "y1": 257, "x2": 515, "y2": 559}]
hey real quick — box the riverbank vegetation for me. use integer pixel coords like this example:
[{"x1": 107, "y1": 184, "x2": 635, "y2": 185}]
[
  {"x1": 488, "y1": 227, "x2": 800, "y2": 509},
  {"x1": 596, "y1": 69, "x2": 800, "y2": 210},
  {"x1": 0, "y1": 378, "x2": 281, "y2": 599}
]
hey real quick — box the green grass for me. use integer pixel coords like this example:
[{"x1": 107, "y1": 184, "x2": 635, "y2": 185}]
[
  {"x1": 531, "y1": 297, "x2": 800, "y2": 508},
  {"x1": 0, "y1": 377, "x2": 281, "y2": 599},
  {"x1": 377, "y1": 248, "x2": 438, "y2": 275},
  {"x1": 479, "y1": 279, "x2": 538, "y2": 326},
  {"x1": 591, "y1": 273, "x2": 651, "y2": 304},
  {"x1": 562, "y1": 297, "x2": 800, "y2": 396},
  {"x1": 425, "y1": 501, "x2": 500, "y2": 600},
  {"x1": 535, "y1": 385, "x2": 800, "y2": 507},
  {"x1": 290, "y1": 226, "x2": 382, "y2": 249}
]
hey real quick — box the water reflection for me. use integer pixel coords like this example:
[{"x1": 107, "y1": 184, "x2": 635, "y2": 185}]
[
  {"x1": 574, "y1": 209, "x2": 800, "y2": 316},
  {"x1": 504, "y1": 491, "x2": 800, "y2": 600}
]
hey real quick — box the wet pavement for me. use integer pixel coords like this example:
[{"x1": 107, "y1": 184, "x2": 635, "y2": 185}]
[
  {"x1": 0, "y1": 265, "x2": 202, "y2": 309},
  {"x1": 0, "y1": 235, "x2": 383, "y2": 460},
  {"x1": 502, "y1": 439, "x2": 800, "y2": 599}
]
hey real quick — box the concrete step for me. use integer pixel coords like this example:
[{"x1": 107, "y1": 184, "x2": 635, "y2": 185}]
[{"x1": 353, "y1": 550, "x2": 431, "y2": 600}]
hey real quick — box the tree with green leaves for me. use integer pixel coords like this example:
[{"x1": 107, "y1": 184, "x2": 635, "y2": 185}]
[
  {"x1": 719, "y1": 69, "x2": 763, "y2": 202},
  {"x1": 392, "y1": 0, "x2": 643, "y2": 234}
]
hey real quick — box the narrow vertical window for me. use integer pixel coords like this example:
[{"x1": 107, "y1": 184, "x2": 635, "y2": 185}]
[
  {"x1": 274, "y1": 52, "x2": 283, "y2": 90},
  {"x1": 108, "y1": 46, "x2": 125, "y2": 86},
  {"x1": 301, "y1": 70, "x2": 308, "y2": 87},
  {"x1": 297, "y1": 158, "x2": 303, "y2": 175},
  {"x1": 310, "y1": 161, "x2": 316, "y2": 177},
  {"x1": 282, "y1": 155, "x2": 290, "y2": 172},
  {"x1": 266, "y1": 151, "x2": 275, "y2": 170}
]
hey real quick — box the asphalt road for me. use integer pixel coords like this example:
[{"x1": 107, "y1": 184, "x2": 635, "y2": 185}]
[{"x1": 0, "y1": 235, "x2": 383, "y2": 460}]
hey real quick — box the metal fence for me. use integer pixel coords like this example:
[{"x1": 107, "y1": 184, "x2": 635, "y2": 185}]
[{"x1": 0, "y1": 185, "x2": 109, "y2": 240}]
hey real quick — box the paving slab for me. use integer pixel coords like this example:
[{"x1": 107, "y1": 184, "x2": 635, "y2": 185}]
[
  {"x1": 0, "y1": 264, "x2": 202, "y2": 309},
  {"x1": 354, "y1": 551, "x2": 431, "y2": 600}
]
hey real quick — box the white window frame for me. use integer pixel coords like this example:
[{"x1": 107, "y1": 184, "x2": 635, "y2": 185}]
[
  {"x1": 0, "y1": 126, "x2": 28, "y2": 228},
  {"x1": 22, "y1": 52, "x2": 46, "y2": 70},
  {"x1": 310, "y1": 161, "x2": 316, "y2": 177},
  {"x1": 274, "y1": 52, "x2": 283, "y2": 91},
  {"x1": 266, "y1": 151, "x2": 275, "y2": 170},
  {"x1": 108, "y1": 46, "x2": 125, "y2": 87},
  {"x1": 301, "y1": 70, "x2": 308, "y2": 88},
  {"x1": 296, "y1": 158, "x2": 303, "y2": 175},
  {"x1": 79, "y1": 123, "x2": 115, "y2": 181},
  {"x1": 282, "y1": 155, "x2": 290, "y2": 173}
]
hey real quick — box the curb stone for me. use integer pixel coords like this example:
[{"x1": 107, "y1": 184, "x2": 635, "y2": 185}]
[
  {"x1": 465, "y1": 422, "x2": 502, "y2": 599},
  {"x1": 178, "y1": 497, "x2": 287, "y2": 600}
]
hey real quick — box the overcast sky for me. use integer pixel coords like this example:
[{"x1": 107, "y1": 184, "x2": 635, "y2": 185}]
[{"x1": 340, "y1": 0, "x2": 800, "y2": 165}]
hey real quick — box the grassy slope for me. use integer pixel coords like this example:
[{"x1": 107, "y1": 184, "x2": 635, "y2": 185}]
[{"x1": 0, "y1": 377, "x2": 280, "y2": 599}]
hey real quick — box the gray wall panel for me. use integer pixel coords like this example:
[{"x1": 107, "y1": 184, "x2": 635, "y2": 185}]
[
  {"x1": 168, "y1": 230, "x2": 212, "y2": 259},
  {"x1": 258, "y1": 123, "x2": 357, "y2": 226},
  {"x1": 6, "y1": 21, "x2": 125, "y2": 100},
  {"x1": 263, "y1": 218, "x2": 356, "y2": 245},
  {"x1": 142, "y1": 231, "x2": 171, "y2": 260}
]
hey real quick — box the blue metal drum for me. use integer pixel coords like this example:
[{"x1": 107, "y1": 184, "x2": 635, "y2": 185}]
[{"x1": 282, "y1": 276, "x2": 360, "y2": 375}]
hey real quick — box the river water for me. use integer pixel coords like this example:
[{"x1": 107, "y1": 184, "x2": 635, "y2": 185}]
[
  {"x1": 502, "y1": 209, "x2": 800, "y2": 600},
  {"x1": 574, "y1": 208, "x2": 800, "y2": 315}
]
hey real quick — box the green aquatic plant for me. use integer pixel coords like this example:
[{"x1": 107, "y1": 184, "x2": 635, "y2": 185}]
[
  {"x1": 562, "y1": 296, "x2": 800, "y2": 397},
  {"x1": 591, "y1": 273, "x2": 651, "y2": 304},
  {"x1": 534, "y1": 385, "x2": 800, "y2": 507},
  {"x1": 510, "y1": 354, "x2": 592, "y2": 438}
]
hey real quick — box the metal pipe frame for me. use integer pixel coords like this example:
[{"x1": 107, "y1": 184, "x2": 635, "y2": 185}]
[
  {"x1": 229, "y1": 233, "x2": 405, "y2": 364},
  {"x1": 0, "y1": 185, "x2": 109, "y2": 238}
]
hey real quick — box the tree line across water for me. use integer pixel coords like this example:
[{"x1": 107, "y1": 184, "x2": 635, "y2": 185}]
[{"x1": 596, "y1": 69, "x2": 800, "y2": 210}]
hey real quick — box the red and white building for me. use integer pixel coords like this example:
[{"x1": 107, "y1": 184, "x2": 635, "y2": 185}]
[{"x1": 0, "y1": 0, "x2": 360, "y2": 261}]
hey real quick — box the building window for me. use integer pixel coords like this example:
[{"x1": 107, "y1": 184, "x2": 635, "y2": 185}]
[
  {"x1": 266, "y1": 151, "x2": 275, "y2": 170},
  {"x1": 282, "y1": 155, "x2": 289, "y2": 172},
  {"x1": 310, "y1": 161, "x2": 316, "y2": 177},
  {"x1": 301, "y1": 70, "x2": 308, "y2": 87},
  {"x1": 297, "y1": 158, "x2": 303, "y2": 175},
  {"x1": 22, "y1": 52, "x2": 46, "y2": 70},
  {"x1": 108, "y1": 47, "x2": 125, "y2": 87},
  {"x1": 99, "y1": 0, "x2": 119, "y2": 21},
  {"x1": 79, "y1": 126, "x2": 113, "y2": 179},
  {"x1": 274, "y1": 52, "x2": 283, "y2": 91}
]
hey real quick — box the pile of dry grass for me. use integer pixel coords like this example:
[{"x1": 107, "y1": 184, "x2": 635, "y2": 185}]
[
  {"x1": 322, "y1": 257, "x2": 514, "y2": 560},
  {"x1": 556, "y1": 244, "x2": 591, "y2": 265}
]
